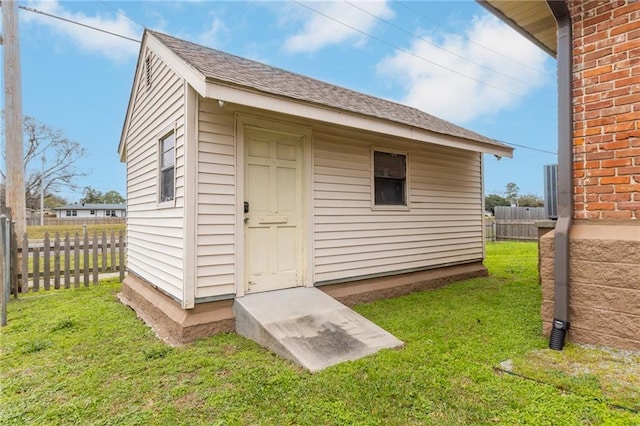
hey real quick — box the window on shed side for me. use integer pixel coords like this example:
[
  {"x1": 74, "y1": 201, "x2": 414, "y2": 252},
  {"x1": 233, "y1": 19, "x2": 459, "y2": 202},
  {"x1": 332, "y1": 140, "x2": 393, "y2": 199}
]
[
  {"x1": 159, "y1": 132, "x2": 175, "y2": 203},
  {"x1": 373, "y1": 151, "x2": 407, "y2": 206}
]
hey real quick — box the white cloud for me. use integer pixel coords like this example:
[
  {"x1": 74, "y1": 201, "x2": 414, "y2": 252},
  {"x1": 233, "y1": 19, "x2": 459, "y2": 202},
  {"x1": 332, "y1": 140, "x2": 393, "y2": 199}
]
[
  {"x1": 283, "y1": 0, "x2": 393, "y2": 53},
  {"x1": 197, "y1": 16, "x2": 228, "y2": 48},
  {"x1": 22, "y1": 1, "x2": 141, "y2": 62},
  {"x1": 377, "y1": 14, "x2": 550, "y2": 124}
]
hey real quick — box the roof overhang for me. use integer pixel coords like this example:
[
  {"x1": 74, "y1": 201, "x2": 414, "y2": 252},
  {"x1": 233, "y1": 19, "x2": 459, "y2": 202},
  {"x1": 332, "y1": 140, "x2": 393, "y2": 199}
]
[
  {"x1": 121, "y1": 31, "x2": 513, "y2": 159},
  {"x1": 118, "y1": 33, "x2": 208, "y2": 161},
  {"x1": 477, "y1": 1, "x2": 558, "y2": 57},
  {"x1": 204, "y1": 79, "x2": 513, "y2": 158},
  {"x1": 117, "y1": 33, "x2": 146, "y2": 162}
]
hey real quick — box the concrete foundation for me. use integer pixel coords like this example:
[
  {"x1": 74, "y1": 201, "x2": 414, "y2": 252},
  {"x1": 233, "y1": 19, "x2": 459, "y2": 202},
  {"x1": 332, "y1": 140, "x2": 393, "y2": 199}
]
[
  {"x1": 535, "y1": 220, "x2": 556, "y2": 285},
  {"x1": 540, "y1": 220, "x2": 640, "y2": 351},
  {"x1": 320, "y1": 262, "x2": 488, "y2": 306},
  {"x1": 120, "y1": 273, "x2": 235, "y2": 345},
  {"x1": 121, "y1": 262, "x2": 488, "y2": 345}
]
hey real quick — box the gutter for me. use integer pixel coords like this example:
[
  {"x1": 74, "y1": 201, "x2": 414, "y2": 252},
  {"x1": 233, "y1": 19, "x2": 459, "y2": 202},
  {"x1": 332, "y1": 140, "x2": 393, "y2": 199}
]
[
  {"x1": 476, "y1": 1, "x2": 557, "y2": 57},
  {"x1": 547, "y1": 0, "x2": 572, "y2": 350}
]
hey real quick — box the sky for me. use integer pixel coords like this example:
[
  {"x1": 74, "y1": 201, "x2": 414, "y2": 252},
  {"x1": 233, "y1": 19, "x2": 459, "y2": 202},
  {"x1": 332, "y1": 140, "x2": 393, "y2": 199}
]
[{"x1": 2, "y1": 0, "x2": 558, "y2": 203}]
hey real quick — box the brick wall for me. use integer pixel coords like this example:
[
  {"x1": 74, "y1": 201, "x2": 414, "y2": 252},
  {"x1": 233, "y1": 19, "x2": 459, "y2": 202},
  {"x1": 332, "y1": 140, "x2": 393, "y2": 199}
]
[
  {"x1": 540, "y1": 225, "x2": 640, "y2": 351},
  {"x1": 570, "y1": 0, "x2": 640, "y2": 219}
]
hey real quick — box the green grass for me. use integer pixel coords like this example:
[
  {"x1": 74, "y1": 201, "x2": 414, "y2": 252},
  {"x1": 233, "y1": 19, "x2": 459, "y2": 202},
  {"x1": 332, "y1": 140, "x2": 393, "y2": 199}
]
[
  {"x1": 26, "y1": 223, "x2": 126, "y2": 240},
  {"x1": 507, "y1": 344, "x2": 640, "y2": 412},
  {"x1": 1, "y1": 242, "x2": 638, "y2": 425},
  {"x1": 25, "y1": 252, "x2": 123, "y2": 280},
  {"x1": 22, "y1": 224, "x2": 126, "y2": 280}
]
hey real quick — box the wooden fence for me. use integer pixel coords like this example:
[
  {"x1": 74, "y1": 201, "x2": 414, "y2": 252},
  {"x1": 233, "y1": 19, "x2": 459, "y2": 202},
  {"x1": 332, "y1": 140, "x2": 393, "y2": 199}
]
[
  {"x1": 493, "y1": 206, "x2": 547, "y2": 241},
  {"x1": 15, "y1": 230, "x2": 126, "y2": 292},
  {"x1": 495, "y1": 222, "x2": 539, "y2": 240},
  {"x1": 494, "y1": 206, "x2": 547, "y2": 221},
  {"x1": 26, "y1": 217, "x2": 126, "y2": 226},
  {"x1": 484, "y1": 220, "x2": 497, "y2": 242}
]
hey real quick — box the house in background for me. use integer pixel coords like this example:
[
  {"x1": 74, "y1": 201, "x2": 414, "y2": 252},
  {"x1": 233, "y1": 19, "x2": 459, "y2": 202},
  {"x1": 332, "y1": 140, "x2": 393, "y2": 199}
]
[
  {"x1": 53, "y1": 203, "x2": 127, "y2": 219},
  {"x1": 480, "y1": 1, "x2": 640, "y2": 350},
  {"x1": 118, "y1": 30, "x2": 513, "y2": 343}
]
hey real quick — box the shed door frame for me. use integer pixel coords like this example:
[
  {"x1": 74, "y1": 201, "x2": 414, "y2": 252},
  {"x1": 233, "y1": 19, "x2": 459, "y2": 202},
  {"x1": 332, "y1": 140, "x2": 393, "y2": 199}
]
[{"x1": 235, "y1": 113, "x2": 314, "y2": 298}]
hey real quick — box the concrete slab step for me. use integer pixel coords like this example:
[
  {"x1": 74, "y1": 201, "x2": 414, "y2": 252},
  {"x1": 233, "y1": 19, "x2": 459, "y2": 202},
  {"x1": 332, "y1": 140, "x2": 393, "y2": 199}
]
[{"x1": 233, "y1": 287, "x2": 403, "y2": 372}]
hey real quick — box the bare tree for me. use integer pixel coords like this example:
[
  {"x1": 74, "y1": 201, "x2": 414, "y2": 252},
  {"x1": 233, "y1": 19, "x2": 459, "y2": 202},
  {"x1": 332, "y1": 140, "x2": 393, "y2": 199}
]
[{"x1": 1, "y1": 115, "x2": 88, "y2": 209}]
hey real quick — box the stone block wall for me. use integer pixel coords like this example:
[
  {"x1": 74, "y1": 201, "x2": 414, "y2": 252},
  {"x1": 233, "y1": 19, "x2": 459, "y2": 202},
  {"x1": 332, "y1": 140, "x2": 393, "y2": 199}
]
[
  {"x1": 569, "y1": 0, "x2": 640, "y2": 219},
  {"x1": 540, "y1": 222, "x2": 640, "y2": 350}
]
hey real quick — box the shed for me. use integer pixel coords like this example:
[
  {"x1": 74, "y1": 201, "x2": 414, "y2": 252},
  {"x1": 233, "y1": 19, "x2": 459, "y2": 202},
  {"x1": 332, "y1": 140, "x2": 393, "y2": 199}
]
[{"x1": 118, "y1": 30, "x2": 513, "y2": 343}]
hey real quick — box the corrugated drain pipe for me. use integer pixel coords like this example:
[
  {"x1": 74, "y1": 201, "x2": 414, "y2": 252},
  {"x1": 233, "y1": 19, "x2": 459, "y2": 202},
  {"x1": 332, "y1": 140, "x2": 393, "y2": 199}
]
[{"x1": 547, "y1": 0, "x2": 572, "y2": 351}]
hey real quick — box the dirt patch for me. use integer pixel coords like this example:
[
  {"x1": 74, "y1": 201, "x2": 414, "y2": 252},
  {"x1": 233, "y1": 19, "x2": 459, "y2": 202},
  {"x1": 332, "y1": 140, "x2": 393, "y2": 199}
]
[{"x1": 500, "y1": 344, "x2": 640, "y2": 412}]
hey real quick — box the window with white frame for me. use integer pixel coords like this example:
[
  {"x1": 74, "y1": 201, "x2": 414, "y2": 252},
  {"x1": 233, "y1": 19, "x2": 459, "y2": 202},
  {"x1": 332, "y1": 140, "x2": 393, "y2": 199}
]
[
  {"x1": 373, "y1": 150, "x2": 407, "y2": 206},
  {"x1": 90, "y1": 210, "x2": 95, "y2": 215},
  {"x1": 159, "y1": 131, "x2": 175, "y2": 203}
]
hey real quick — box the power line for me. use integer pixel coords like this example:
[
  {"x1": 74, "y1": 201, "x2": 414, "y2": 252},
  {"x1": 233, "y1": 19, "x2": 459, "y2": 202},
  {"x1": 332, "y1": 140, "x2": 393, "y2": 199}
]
[
  {"x1": 291, "y1": 0, "x2": 557, "y2": 156},
  {"x1": 344, "y1": 0, "x2": 554, "y2": 95},
  {"x1": 291, "y1": 0, "x2": 553, "y2": 108},
  {"x1": 485, "y1": 143, "x2": 557, "y2": 157},
  {"x1": 20, "y1": 2, "x2": 557, "y2": 157},
  {"x1": 392, "y1": 0, "x2": 554, "y2": 78},
  {"x1": 18, "y1": 5, "x2": 141, "y2": 43},
  {"x1": 508, "y1": 143, "x2": 556, "y2": 155},
  {"x1": 98, "y1": 1, "x2": 147, "y2": 30}
]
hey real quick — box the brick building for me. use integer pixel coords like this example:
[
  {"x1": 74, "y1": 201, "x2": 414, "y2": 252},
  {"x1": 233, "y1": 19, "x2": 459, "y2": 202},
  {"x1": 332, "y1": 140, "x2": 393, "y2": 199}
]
[{"x1": 481, "y1": 1, "x2": 639, "y2": 350}]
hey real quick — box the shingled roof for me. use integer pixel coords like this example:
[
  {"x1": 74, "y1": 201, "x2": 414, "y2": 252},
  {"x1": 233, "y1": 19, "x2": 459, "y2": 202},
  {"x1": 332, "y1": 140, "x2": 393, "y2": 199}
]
[{"x1": 148, "y1": 30, "x2": 510, "y2": 150}]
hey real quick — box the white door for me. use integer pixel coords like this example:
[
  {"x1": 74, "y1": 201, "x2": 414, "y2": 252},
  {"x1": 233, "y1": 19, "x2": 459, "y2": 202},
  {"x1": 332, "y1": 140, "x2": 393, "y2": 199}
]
[{"x1": 244, "y1": 127, "x2": 304, "y2": 293}]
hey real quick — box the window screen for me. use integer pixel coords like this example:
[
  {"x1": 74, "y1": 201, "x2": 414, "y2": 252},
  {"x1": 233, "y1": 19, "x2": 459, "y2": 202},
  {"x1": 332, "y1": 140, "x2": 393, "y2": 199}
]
[
  {"x1": 159, "y1": 132, "x2": 175, "y2": 203},
  {"x1": 374, "y1": 151, "x2": 406, "y2": 206}
]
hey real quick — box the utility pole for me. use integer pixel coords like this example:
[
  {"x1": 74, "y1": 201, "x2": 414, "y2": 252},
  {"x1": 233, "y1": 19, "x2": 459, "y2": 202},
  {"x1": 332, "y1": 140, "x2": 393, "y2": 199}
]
[
  {"x1": 2, "y1": 0, "x2": 26, "y2": 238},
  {"x1": 40, "y1": 155, "x2": 45, "y2": 226}
]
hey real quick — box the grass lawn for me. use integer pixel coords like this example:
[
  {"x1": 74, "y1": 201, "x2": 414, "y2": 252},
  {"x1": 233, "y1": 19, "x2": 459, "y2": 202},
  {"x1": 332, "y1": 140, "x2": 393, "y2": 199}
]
[
  {"x1": 26, "y1": 223, "x2": 126, "y2": 240},
  {"x1": 1, "y1": 242, "x2": 638, "y2": 425},
  {"x1": 24, "y1": 252, "x2": 123, "y2": 280}
]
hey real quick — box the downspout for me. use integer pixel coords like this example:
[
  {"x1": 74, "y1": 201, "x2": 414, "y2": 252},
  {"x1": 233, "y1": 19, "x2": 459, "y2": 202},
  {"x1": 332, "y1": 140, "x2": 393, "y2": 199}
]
[{"x1": 547, "y1": 0, "x2": 572, "y2": 350}]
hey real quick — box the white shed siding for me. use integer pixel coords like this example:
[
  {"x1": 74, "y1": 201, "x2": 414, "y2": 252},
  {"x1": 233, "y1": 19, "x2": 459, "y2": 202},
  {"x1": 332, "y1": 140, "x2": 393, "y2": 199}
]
[
  {"x1": 195, "y1": 99, "x2": 236, "y2": 299},
  {"x1": 313, "y1": 125, "x2": 483, "y2": 283},
  {"x1": 125, "y1": 50, "x2": 186, "y2": 300}
]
